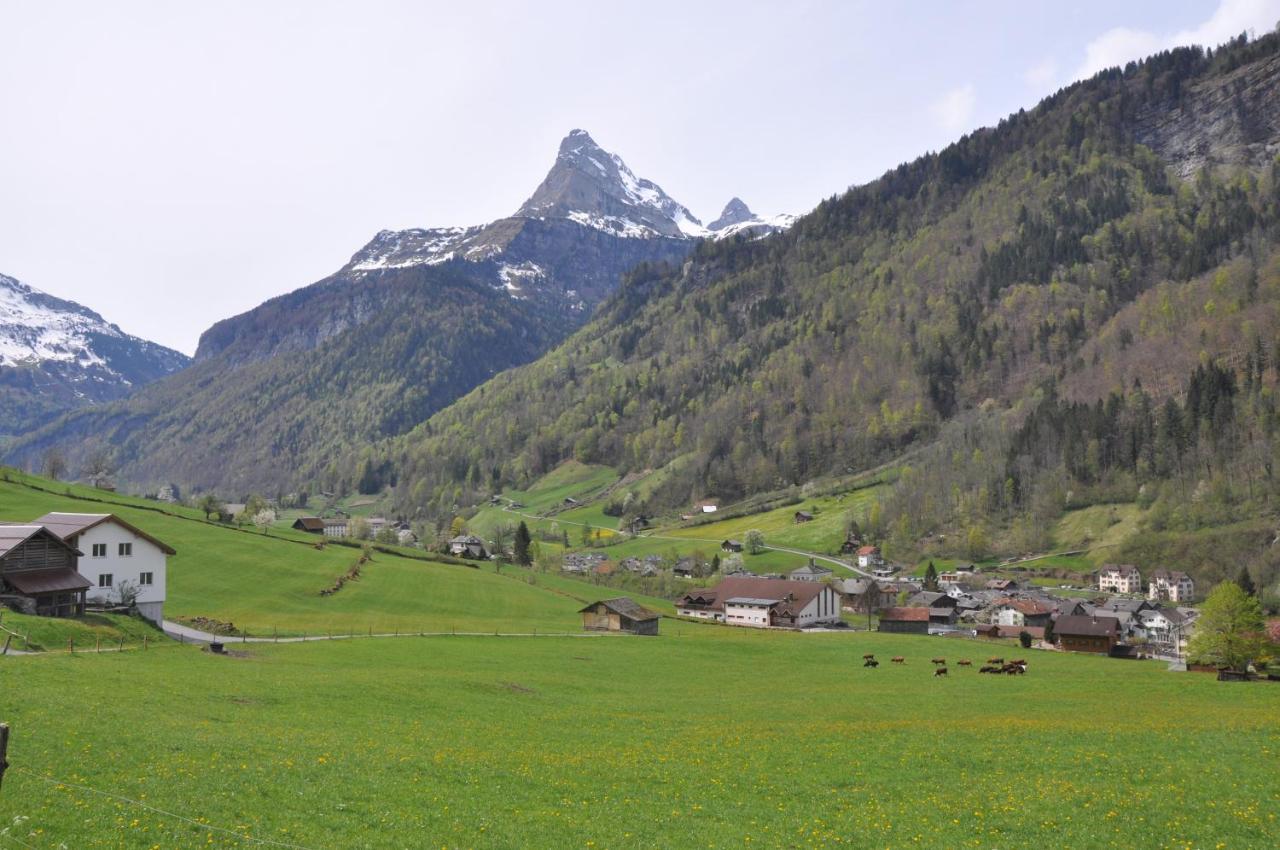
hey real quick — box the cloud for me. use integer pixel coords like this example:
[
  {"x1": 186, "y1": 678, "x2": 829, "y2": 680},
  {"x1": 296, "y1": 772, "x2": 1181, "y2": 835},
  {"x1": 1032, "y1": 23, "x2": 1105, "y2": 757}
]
[
  {"x1": 1073, "y1": 0, "x2": 1280, "y2": 80},
  {"x1": 930, "y1": 83, "x2": 977, "y2": 135},
  {"x1": 1023, "y1": 58, "x2": 1058, "y2": 91}
]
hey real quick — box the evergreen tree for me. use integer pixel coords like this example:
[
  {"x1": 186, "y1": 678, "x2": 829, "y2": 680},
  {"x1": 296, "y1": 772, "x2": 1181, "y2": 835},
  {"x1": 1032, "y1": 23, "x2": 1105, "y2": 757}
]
[
  {"x1": 923, "y1": 561, "x2": 940, "y2": 592},
  {"x1": 1235, "y1": 566, "x2": 1258, "y2": 597},
  {"x1": 513, "y1": 521, "x2": 533, "y2": 567}
]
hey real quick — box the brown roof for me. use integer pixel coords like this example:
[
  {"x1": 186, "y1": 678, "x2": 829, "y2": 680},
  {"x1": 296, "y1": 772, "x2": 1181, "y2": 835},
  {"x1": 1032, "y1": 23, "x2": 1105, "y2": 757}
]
[
  {"x1": 293, "y1": 517, "x2": 326, "y2": 531},
  {"x1": 580, "y1": 597, "x2": 661, "y2": 621},
  {"x1": 993, "y1": 625, "x2": 1045, "y2": 639},
  {"x1": 677, "y1": 577, "x2": 831, "y2": 617},
  {"x1": 4, "y1": 567, "x2": 92, "y2": 594},
  {"x1": 1100, "y1": 564, "x2": 1141, "y2": 577},
  {"x1": 0, "y1": 525, "x2": 84, "y2": 559},
  {"x1": 33, "y1": 513, "x2": 176, "y2": 555},
  {"x1": 879, "y1": 607, "x2": 930, "y2": 622},
  {"x1": 856, "y1": 545, "x2": 880, "y2": 556},
  {"x1": 1055, "y1": 614, "x2": 1119, "y2": 637}
]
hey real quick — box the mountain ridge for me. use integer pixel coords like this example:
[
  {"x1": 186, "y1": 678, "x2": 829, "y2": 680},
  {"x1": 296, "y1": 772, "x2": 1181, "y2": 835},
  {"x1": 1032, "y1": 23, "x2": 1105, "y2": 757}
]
[
  {"x1": 0, "y1": 272, "x2": 190, "y2": 437},
  {"x1": 9, "y1": 129, "x2": 792, "y2": 492}
]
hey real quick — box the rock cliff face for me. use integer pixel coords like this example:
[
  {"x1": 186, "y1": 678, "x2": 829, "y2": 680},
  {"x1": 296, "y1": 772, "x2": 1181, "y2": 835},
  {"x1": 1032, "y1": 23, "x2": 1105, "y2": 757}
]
[{"x1": 1135, "y1": 51, "x2": 1280, "y2": 178}]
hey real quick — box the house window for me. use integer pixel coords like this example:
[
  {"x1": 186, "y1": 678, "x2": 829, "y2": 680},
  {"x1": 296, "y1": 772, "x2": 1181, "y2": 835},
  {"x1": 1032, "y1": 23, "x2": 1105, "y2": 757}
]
[
  {"x1": 118, "y1": 542, "x2": 133, "y2": 557},
  {"x1": 139, "y1": 572, "x2": 154, "y2": 586},
  {"x1": 98, "y1": 574, "x2": 113, "y2": 588},
  {"x1": 92, "y1": 543, "x2": 107, "y2": 557}
]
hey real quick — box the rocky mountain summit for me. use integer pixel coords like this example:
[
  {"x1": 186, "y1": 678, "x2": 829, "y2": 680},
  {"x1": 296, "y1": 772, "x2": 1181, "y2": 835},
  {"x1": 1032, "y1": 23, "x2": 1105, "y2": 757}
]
[
  {"x1": 196, "y1": 130, "x2": 793, "y2": 366},
  {"x1": 0, "y1": 272, "x2": 189, "y2": 436}
]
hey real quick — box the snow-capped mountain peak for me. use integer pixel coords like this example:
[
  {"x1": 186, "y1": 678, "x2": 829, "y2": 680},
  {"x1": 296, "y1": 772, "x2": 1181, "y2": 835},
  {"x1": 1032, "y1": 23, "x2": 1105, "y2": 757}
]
[
  {"x1": 517, "y1": 129, "x2": 705, "y2": 239},
  {"x1": 0, "y1": 272, "x2": 190, "y2": 434},
  {"x1": 707, "y1": 198, "x2": 796, "y2": 240}
]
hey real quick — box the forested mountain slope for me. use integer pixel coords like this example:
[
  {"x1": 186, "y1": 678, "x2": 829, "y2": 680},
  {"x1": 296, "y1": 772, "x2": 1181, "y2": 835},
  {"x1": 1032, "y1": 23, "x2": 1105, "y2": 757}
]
[
  {"x1": 7, "y1": 132, "x2": 787, "y2": 493},
  {"x1": 365, "y1": 33, "x2": 1280, "y2": 544}
]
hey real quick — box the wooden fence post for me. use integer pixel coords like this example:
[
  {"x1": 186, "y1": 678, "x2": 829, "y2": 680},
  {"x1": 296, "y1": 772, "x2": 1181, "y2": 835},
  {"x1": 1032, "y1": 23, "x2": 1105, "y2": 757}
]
[
  {"x1": 118, "y1": 637, "x2": 124, "y2": 652},
  {"x1": 1, "y1": 635, "x2": 10, "y2": 656},
  {"x1": 95, "y1": 636, "x2": 100, "y2": 654},
  {"x1": 0, "y1": 723, "x2": 10, "y2": 792},
  {"x1": 68, "y1": 638, "x2": 74, "y2": 654},
  {"x1": 143, "y1": 635, "x2": 148, "y2": 651}
]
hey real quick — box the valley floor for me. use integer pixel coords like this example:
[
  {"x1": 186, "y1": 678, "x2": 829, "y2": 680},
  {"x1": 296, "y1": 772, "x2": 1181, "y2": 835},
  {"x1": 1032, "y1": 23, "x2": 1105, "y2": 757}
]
[{"x1": 3, "y1": 630, "x2": 1278, "y2": 850}]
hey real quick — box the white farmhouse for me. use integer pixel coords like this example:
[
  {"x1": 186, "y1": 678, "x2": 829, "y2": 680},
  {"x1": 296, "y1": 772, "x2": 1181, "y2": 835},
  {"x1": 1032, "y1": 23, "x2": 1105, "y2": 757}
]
[{"x1": 35, "y1": 512, "x2": 174, "y2": 624}]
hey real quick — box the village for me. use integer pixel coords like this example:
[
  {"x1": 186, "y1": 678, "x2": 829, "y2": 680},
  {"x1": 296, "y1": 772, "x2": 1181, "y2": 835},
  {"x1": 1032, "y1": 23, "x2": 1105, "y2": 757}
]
[
  {"x1": 0, "y1": 496, "x2": 1205, "y2": 666},
  {"x1": 268, "y1": 494, "x2": 1209, "y2": 663}
]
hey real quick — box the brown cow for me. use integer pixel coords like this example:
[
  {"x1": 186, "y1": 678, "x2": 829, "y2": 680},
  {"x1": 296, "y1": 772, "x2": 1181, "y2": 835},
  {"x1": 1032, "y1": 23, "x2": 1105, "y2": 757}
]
[
  {"x1": 891, "y1": 656, "x2": 906, "y2": 664},
  {"x1": 978, "y1": 665, "x2": 999, "y2": 674},
  {"x1": 1010, "y1": 659, "x2": 1027, "y2": 666},
  {"x1": 957, "y1": 659, "x2": 972, "y2": 667},
  {"x1": 930, "y1": 657, "x2": 946, "y2": 666},
  {"x1": 863, "y1": 653, "x2": 876, "y2": 660},
  {"x1": 987, "y1": 657, "x2": 1004, "y2": 665},
  {"x1": 933, "y1": 667, "x2": 948, "y2": 677}
]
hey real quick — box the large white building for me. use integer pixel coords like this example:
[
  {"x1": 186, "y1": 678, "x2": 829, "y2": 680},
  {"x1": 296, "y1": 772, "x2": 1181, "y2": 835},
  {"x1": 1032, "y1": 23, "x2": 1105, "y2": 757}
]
[
  {"x1": 1098, "y1": 564, "x2": 1143, "y2": 595},
  {"x1": 677, "y1": 576, "x2": 843, "y2": 629},
  {"x1": 35, "y1": 513, "x2": 174, "y2": 624},
  {"x1": 1148, "y1": 569, "x2": 1195, "y2": 603}
]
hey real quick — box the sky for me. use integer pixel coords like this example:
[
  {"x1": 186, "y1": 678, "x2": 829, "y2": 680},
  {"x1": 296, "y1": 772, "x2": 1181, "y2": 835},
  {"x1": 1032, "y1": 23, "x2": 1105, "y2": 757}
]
[{"x1": 2, "y1": 0, "x2": 1278, "y2": 354}]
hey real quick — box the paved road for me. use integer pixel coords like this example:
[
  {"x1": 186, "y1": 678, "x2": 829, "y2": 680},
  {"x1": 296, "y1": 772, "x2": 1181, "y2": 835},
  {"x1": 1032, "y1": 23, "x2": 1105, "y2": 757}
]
[
  {"x1": 162, "y1": 620, "x2": 606, "y2": 645},
  {"x1": 499, "y1": 502, "x2": 874, "y2": 578}
]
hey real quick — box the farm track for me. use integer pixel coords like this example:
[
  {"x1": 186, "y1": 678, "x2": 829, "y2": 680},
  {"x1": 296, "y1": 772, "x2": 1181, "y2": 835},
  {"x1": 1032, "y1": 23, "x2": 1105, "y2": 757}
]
[{"x1": 499, "y1": 504, "x2": 876, "y2": 577}]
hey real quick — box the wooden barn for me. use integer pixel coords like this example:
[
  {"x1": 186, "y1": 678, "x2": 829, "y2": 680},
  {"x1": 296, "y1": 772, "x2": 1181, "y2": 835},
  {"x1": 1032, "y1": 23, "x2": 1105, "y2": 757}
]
[
  {"x1": 579, "y1": 598, "x2": 661, "y2": 635},
  {"x1": 0, "y1": 525, "x2": 90, "y2": 618},
  {"x1": 291, "y1": 517, "x2": 325, "y2": 534}
]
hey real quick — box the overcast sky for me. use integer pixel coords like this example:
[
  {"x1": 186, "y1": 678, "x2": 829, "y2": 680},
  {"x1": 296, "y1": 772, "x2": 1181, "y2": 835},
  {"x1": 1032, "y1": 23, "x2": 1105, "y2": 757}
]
[{"x1": 2, "y1": 0, "x2": 1278, "y2": 354}]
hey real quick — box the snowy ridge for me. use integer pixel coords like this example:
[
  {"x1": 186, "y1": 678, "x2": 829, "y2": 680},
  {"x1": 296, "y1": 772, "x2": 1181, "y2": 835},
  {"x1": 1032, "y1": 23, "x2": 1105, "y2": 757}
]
[
  {"x1": 340, "y1": 131, "x2": 795, "y2": 303},
  {"x1": 1, "y1": 273, "x2": 121, "y2": 370},
  {"x1": 347, "y1": 226, "x2": 483, "y2": 272}
]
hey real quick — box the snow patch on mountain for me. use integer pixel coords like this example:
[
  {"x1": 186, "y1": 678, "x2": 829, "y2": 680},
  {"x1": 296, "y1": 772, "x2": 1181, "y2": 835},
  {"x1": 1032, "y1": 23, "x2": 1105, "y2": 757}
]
[{"x1": 1, "y1": 273, "x2": 117, "y2": 370}]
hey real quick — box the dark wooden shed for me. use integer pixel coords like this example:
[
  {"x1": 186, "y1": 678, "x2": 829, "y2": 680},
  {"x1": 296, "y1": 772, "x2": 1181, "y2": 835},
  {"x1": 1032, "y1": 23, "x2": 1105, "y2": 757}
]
[{"x1": 579, "y1": 597, "x2": 661, "y2": 636}]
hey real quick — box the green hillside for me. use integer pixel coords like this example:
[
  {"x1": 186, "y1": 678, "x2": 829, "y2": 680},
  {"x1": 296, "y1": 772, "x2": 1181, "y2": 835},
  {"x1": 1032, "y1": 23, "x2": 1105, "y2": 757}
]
[
  {"x1": 0, "y1": 470, "x2": 681, "y2": 637},
  {"x1": 354, "y1": 34, "x2": 1280, "y2": 600},
  {"x1": 4, "y1": 632, "x2": 1278, "y2": 849}
]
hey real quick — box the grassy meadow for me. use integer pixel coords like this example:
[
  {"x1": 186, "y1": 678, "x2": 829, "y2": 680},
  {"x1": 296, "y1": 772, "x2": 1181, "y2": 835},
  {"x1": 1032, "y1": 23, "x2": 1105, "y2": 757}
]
[
  {"x1": 0, "y1": 472, "x2": 661, "y2": 638},
  {"x1": 3, "y1": 631, "x2": 1278, "y2": 849}
]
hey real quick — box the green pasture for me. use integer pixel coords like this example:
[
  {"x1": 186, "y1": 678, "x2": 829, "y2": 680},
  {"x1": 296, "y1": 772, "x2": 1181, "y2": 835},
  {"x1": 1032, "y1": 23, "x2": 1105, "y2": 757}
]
[{"x1": 2, "y1": 631, "x2": 1277, "y2": 849}]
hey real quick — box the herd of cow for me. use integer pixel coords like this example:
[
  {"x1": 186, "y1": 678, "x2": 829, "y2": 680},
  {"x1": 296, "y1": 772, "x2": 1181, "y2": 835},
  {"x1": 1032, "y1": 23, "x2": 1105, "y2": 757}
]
[{"x1": 861, "y1": 653, "x2": 1029, "y2": 676}]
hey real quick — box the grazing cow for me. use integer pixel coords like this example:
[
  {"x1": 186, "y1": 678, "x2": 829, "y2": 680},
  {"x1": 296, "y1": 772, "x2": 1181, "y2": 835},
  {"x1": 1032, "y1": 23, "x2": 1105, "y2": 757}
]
[
  {"x1": 933, "y1": 667, "x2": 948, "y2": 677},
  {"x1": 863, "y1": 659, "x2": 879, "y2": 668},
  {"x1": 1010, "y1": 659, "x2": 1027, "y2": 667},
  {"x1": 957, "y1": 659, "x2": 972, "y2": 667},
  {"x1": 930, "y1": 657, "x2": 946, "y2": 666},
  {"x1": 987, "y1": 657, "x2": 1004, "y2": 665},
  {"x1": 862, "y1": 653, "x2": 876, "y2": 661},
  {"x1": 1001, "y1": 663, "x2": 1026, "y2": 675},
  {"x1": 891, "y1": 656, "x2": 906, "y2": 664},
  {"x1": 978, "y1": 665, "x2": 999, "y2": 674}
]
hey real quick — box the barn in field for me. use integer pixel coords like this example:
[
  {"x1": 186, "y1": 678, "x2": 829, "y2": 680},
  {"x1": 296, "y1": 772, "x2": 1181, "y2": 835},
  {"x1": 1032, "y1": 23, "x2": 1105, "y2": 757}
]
[
  {"x1": 0, "y1": 525, "x2": 90, "y2": 618},
  {"x1": 579, "y1": 598, "x2": 661, "y2": 635}
]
